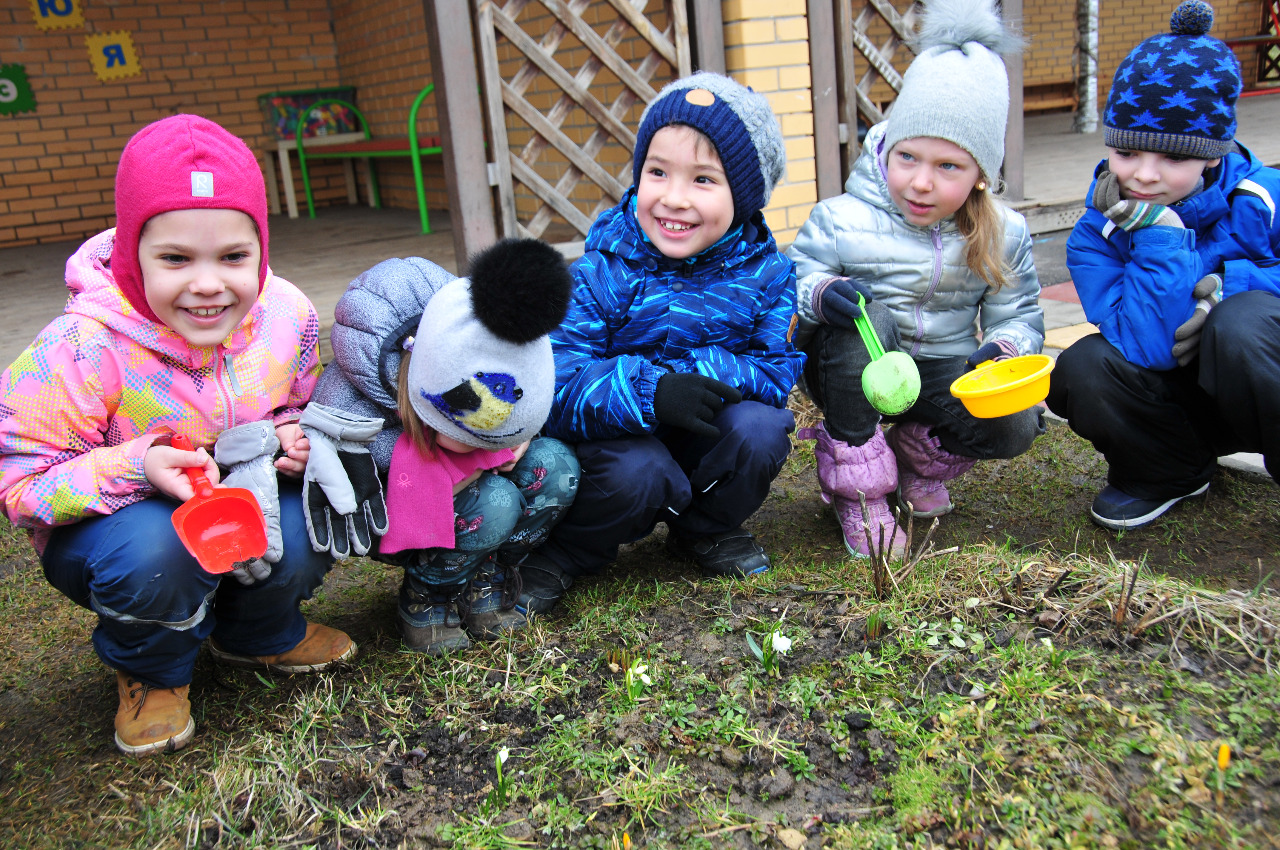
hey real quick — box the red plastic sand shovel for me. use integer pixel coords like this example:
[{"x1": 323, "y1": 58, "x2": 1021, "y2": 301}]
[{"x1": 170, "y1": 434, "x2": 268, "y2": 574}]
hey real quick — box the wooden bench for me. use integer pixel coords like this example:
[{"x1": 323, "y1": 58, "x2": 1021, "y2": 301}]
[{"x1": 294, "y1": 83, "x2": 443, "y2": 234}]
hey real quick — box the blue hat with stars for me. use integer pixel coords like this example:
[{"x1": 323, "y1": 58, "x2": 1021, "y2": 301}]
[{"x1": 1104, "y1": 1, "x2": 1241, "y2": 159}]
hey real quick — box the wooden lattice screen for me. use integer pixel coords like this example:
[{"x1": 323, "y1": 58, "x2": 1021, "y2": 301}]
[
  {"x1": 475, "y1": 0, "x2": 692, "y2": 251},
  {"x1": 834, "y1": 0, "x2": 923, "y2": 173}
]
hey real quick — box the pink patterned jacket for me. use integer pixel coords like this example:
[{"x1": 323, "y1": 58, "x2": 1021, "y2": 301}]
[{"x1": 0, "y1": 229, "x2": 322, "y2": 552}]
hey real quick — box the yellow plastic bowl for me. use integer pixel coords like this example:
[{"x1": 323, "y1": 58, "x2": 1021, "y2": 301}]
[{"x1": 949, "y1": 354, "x2": 1055, "y2": 418}]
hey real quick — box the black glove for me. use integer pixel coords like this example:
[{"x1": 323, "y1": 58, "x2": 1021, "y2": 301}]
[
  {"x1": 964, "y1": 341, "x2": 1009, "y2": 372},
  {"x1": 299, "y1": 403, "x2": 389, "y2": 559},
  {"x1": 653, "y1": 372, "x2": 742, "y2": 439},
  {"x1": 1171, "y1": 273, "x2": 1222, "y2": 366},
  {"x1": 813, "y1": 277, "x2": 874, "y2": 329}
]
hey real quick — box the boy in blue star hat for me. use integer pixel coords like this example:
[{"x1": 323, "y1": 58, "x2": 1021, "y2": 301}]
[{"x1": 1048, "y1": 0, "x2": 1280, "y2": 530}]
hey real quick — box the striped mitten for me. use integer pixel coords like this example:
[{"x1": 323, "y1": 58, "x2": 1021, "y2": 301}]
[{"x1": 1093, "y1": 170, "x2": 1184, "y2": 231}]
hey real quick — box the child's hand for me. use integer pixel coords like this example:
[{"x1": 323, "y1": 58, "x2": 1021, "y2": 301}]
[
  {"x1": 496, "y1": 440, "x2": 531, "y2": 473},
  {"x1": 653, "y1": 373, "x2": 743, "y2": 438},
  {"x1": 964, "y1": 339, "x2": 1018, "y2": 372},
  {"x1": 144, "y1": 443, "x2": 220, "y2": 501},
  {"x1": 813, "y1": 277, "x2": 873, "y2": 329},
  {"x1": 1172, "y1": 273, "x2": 1223, "y2": 366},
  {"x1": 274, "y1": 422, "x2": 310, "y2": 477},
  {"x1": 1093, "y1": 171, "x2": 1183, "y2": 231}
]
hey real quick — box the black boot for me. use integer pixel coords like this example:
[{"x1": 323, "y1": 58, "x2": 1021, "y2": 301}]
[{"x1": 504, "y1": 551, "x2": 573, "y2": 615}]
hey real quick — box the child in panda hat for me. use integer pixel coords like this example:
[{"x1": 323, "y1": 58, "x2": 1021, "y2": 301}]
[{"x1": 305, "y1": 238, "x2": 579, "y2": 654}]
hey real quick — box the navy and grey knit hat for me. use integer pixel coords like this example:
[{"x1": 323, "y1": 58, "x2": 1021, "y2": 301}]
[
  {"x1": 632, "y1": 71, "x2": 785, "y2": 225},
  {"x1": 1104, "y1": 1, "x2": 1242, "y2": 159},
  {"x1": 883, "y1": 0, "x2": 1023, "y2": 183}
]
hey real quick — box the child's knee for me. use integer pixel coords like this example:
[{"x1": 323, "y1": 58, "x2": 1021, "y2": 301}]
[
  {"x1": 515, "y1": 437, "x2": 580, "y2": 507},
  {"x1": 720, "y1": 402, "x2": 795, "y2": 462},
  {"x1": 459, "y1": 475, "x2": 523, "y2": 546}
]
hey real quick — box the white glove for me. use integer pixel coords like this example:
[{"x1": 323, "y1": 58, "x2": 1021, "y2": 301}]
[
  {"x1": 299, "y1": 403, "x2": 388, "y2": 558},
  {"x1": 215, "y1": 421, "x2": 282, "y2": 586}
]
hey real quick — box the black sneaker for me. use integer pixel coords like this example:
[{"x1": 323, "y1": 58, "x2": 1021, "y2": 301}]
[
  {"x1": 503, "y1": 551, "x2": 573, "y2": 615},
  {"x1": 668, "y1": 527, "x2": 770, "y2": 578},
  {"x1": 398, "y1": 577, "x2": 471, "y2": 654},
  {"x1": 462, "y1": 561, "x2": 528, "y2": 639},
  {"x1": 1090, "y1": 482, "x2": 1209, "y2": 530}
]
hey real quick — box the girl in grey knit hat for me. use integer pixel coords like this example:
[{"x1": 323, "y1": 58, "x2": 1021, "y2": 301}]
[{"x1": 788, "y1": 0, "x2": 1045, "y2": 559}]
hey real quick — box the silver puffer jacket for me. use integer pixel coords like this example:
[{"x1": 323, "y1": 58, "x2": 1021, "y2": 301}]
[{"x1": 787, "y1": 122, "x2": 1043, "y2": 360}]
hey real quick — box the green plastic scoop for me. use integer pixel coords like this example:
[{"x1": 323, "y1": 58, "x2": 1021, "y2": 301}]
[{"x1": 852, "y1": 293, "x2": 920, "y2": 415}]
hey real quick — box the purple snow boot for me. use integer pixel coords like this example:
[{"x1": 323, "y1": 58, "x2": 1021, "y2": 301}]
[
  {"x1": 798, "y1": 422, "x2": 906, "y2": 559},
  {"x1": 885, "y1": 422, "x2": 977, "y2": 518}
]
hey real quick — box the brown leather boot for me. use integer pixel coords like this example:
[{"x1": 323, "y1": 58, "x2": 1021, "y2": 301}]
[
  {"x1": 114, "y1": 671, "x2": 195, "y2": 757},
  {"x1": 209, "y1": 622, "x2": 357, "y2": 673}
]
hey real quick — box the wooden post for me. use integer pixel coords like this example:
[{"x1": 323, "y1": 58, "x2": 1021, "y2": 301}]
[
  {"x1": 424, "y1": 0, "x2": 497, "y2": 265},
  {"x1": 689, "y1": 0, "x2": 724, "y2": 73},
  {"x1": 1002, "y1": 0, "x2": 1024, "y2": 201},
  {"x1": 809, "y1": 0, "x2": 842, "y2": 200}
]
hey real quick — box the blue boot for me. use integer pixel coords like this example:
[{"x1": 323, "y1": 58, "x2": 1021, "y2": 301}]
[
  {"x1": 463, "y1": 559, "x2": 529, "y2": 639},
  {"x1": 399, "y1": 576, "x2": 470, "y2": 654}
]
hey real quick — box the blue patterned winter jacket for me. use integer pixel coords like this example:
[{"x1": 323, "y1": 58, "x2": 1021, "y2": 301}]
[
  {"x1": 544, "y1": 189, "x2": 805, "y2": 442},
  {"x1": 1068, "y1": 145, "x2": 1280, "y2": 371}
]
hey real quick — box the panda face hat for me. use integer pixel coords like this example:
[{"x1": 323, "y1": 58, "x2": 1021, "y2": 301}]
[{"x1": 405, "y1": 238, "x2": 572, "y2": 449}]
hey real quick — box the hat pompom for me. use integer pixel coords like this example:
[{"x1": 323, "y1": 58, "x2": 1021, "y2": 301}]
[
  {"x1": 1170, "y1": 0, "x2": 1213, "y2": 36},
  {"x1": 466, "y1": 238, "x2": 572, "y2": 345}
]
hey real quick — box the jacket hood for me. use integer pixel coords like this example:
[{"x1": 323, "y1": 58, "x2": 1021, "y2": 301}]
[
  {"x1": 846, "y1": 122, "x2": 961, "y2": 235},
  {"x1": 328, "y1": 256, "x2": 457, "y2": 412},
  {"x1": 585, "y1": 187, "x2": 780, "y2": 273},
  {"x1": 64, "y1": 229, "x2": 264, "y2": 367}
]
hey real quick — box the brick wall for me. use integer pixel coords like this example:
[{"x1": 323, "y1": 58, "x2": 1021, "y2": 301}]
[
  {"x1": 723, "y1": 0, "x2": 816, "y2": 247},
  {"x1": 1025, "y1": 0, "x2": 1262, "y2": 108},
  {"x1": 0, "y1": 0, "x2": 342, "y2": 248}
]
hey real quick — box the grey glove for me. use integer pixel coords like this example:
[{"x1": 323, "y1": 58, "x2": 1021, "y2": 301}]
[
  {"x1": 214, "y1": 421, "x2": 282, "y2": 586},
  {"x1": 1093, "y1": 170, "x2": 1184, "y2": 231},
  {"x1": 1171, "y1": 273, "x2": 1223, "y2": 366},
  {"x1": 299, "y1": 403, "x2": 388, "y2": 559}
]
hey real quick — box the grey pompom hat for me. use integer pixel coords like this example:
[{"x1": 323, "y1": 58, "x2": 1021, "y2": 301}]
[{"x1": 883, "y1": 0, "x2": 1023, "y2": 182}]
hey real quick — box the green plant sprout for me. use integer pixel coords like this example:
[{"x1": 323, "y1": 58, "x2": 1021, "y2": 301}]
[
  {"x1": 484, "y1": 747, "x2": 512, "y2": 813},
  {"x1": 625, "y1": 660, "x2": 651, "y2": 702},
  {"x1": 746, "y1": 625, "x2": 792, "y2": 676}
]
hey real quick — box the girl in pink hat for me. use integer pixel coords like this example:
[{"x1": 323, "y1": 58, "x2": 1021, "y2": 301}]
[{"x1": 0, "y1": 114, "x2": 360, "y2": 756}]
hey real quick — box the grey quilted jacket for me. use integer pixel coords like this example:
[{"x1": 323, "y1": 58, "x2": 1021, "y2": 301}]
[
  {"x1": 787, "y1": 122, "x2": 1044, "y2": 360},
  {"x1": 311, "y1": 256, "x2": 455, "y2": 472}
]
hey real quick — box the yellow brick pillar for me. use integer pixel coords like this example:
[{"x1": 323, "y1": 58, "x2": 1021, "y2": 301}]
[{"x1": 722, "y1": 0, "x2": 818, "y2": 247}]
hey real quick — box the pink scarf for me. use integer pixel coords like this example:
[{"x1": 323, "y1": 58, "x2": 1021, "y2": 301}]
[{"x1": 380, "y1": 433, "x2": 514, "y2": 553}]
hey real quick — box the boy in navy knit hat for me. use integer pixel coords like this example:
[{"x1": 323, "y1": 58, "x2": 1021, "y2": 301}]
[
  {"x1": 512, "y1": 71, "x2": 804, "y2": 599},
  {"x1": 1048, "y1": 0, "x2": 1280, "y2": 530}
]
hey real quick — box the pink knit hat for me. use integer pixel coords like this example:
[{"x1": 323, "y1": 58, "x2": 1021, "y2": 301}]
[{"x1": 112, "y1": 114, "x2": 270, "y2": 323}]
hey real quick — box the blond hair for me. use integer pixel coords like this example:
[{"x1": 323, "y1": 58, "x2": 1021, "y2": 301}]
[
  {"x1": 396, "y1": 347, "x2": 437, "y2": 457},
  {"x1": 953, "y1": 185, "x2": 1009, "y2": 291}
]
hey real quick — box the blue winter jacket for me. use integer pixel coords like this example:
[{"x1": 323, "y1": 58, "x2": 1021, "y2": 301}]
[
  {"x1": 545, "y1": 189, "x2": 805, "y2": 441},
  {"x1": 1067, "y1": 145, "x2": 1280, "y2": 371}
]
